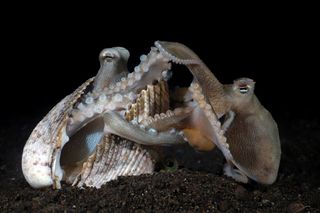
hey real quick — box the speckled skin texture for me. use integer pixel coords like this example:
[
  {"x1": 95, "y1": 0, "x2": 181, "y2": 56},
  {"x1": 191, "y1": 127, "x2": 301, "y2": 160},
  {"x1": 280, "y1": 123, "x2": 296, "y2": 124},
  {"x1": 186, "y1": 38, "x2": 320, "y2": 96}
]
[{"x1": 223, "y1": 79, "x2": 281, "y2": 184}]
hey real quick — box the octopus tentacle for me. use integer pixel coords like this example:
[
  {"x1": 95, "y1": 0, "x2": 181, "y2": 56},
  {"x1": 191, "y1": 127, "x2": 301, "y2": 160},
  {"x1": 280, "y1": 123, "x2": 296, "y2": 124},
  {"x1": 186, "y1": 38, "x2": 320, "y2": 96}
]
[
  {"x1": 221, "y1": 111, "x2": 235, "y2": 131},
  {"x1": 223, "y1": 163, "x2": 249, "y2": 183},
  {"x1": 103, "y1": 47, "x2": 171, "y2": 96},
  {"x1": 103, "y1": 112, "x2": 185, "y2": 146},
  {"x1": 140, "y1": 107, "x2": 194, "y2": 131},
  {"x1": 67, "y1": 91, "x2": 137, "y2": 136},
  {"x1": 155, "y1": 41, "x2": 229, "y2": 117},
  {"x1": 188, "y1": 82, "x2": 233, "y2": 161}
]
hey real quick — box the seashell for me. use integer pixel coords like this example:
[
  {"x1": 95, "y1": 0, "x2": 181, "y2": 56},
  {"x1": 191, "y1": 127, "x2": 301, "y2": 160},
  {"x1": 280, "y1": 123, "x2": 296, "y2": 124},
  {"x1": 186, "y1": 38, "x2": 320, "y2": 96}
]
[
  {"x1": 125, "y1": 80, "x2": 170, "y2": 123},
  {"x1": 22, "y1": 78, "x2": 95, "y2": 189},
  {"x1": 63, "y1": 80, "x2": 171, "y2": 188},
  {"x1": 71, "y1": 134, "x2": 154, "y2": 188}
]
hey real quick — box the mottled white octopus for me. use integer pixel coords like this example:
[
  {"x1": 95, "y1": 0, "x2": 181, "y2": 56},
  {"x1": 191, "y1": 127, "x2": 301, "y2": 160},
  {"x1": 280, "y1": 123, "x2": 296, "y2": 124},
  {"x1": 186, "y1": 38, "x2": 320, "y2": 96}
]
[{"x1": 21, "y1": 41, "x2": 281, "y2": 189}]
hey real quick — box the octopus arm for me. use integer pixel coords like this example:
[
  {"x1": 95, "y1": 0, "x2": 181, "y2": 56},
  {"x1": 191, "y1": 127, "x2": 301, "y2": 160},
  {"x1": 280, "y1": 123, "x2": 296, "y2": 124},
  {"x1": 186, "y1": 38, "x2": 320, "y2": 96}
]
[{"x1": 103, "y1": 112, "x2": 185, "y2": 146}]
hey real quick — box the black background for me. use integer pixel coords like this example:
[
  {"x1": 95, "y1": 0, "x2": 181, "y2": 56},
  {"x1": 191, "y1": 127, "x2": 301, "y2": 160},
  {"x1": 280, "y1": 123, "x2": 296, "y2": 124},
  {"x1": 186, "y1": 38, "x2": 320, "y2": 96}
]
[
  {"x1": 1, "y1": 6, "x2": 320, "y2": 212},
  {"x1": 1, "y1": 7, "x2": 318, "y2": 121}
]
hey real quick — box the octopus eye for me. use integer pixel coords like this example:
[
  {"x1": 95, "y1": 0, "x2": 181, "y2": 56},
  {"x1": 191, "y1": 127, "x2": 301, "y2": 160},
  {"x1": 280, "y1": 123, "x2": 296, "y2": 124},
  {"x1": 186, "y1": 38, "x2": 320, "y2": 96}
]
[
  {"x1": 234, "y1": 78, "x2": 255, "y2": 95},
  {"x1": 99, "y1": 49, "x2": 117, "y2": 63},
  {"x1": 102, "y1": 53, "x2": 115, "y2": 62},
  {"x1": 239, "y1": 86, "x2": 249, "y2": 94}
]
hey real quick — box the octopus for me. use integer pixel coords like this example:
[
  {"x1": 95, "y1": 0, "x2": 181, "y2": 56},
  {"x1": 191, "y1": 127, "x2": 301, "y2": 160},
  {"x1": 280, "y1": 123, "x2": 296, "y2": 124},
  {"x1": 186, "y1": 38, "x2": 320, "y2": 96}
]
[
  {"x1": 156, "y1": 41, "x2": 281, "y2": 184},
  {"x1": 21, "y1": 41, "x2": 281, "y2": 189}
]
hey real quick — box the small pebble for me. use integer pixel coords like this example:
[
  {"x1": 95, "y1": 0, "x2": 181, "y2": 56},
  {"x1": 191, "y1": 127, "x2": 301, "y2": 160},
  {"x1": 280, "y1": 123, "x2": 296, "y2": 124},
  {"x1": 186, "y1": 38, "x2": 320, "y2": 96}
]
[
  {"x1": 286, "y1": 202, "x2": 306, "y2": 213},
  {"x1": 218, "y1": 200, "x2": 230, "y2": 211},
  {"x1": 235, "y1": 185, "x2": 248, "y2": 200}
]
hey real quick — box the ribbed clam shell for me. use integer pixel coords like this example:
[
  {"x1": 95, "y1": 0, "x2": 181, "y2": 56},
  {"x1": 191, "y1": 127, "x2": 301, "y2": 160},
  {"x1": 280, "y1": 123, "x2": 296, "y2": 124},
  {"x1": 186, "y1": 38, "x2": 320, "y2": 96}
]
[
  {"x1": 21, "y1": 78, "x2": 94, "y2": 188},
  {"x1": 69, "y1": 80, "x2": 170, "y2": 188},
  {"x1": 125, "y1": 80, "x2": 169, "y2": 122},
  {"x1": 73, "y1": 134, "x2": 154, "y2": 188}
]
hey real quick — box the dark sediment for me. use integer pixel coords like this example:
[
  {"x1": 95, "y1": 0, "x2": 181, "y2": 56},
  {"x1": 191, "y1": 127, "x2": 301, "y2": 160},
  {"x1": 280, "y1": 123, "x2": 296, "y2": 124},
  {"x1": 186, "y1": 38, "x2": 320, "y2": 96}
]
[{"x1": 0, "y1": 114, "x2": 319, "y2": 212}]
